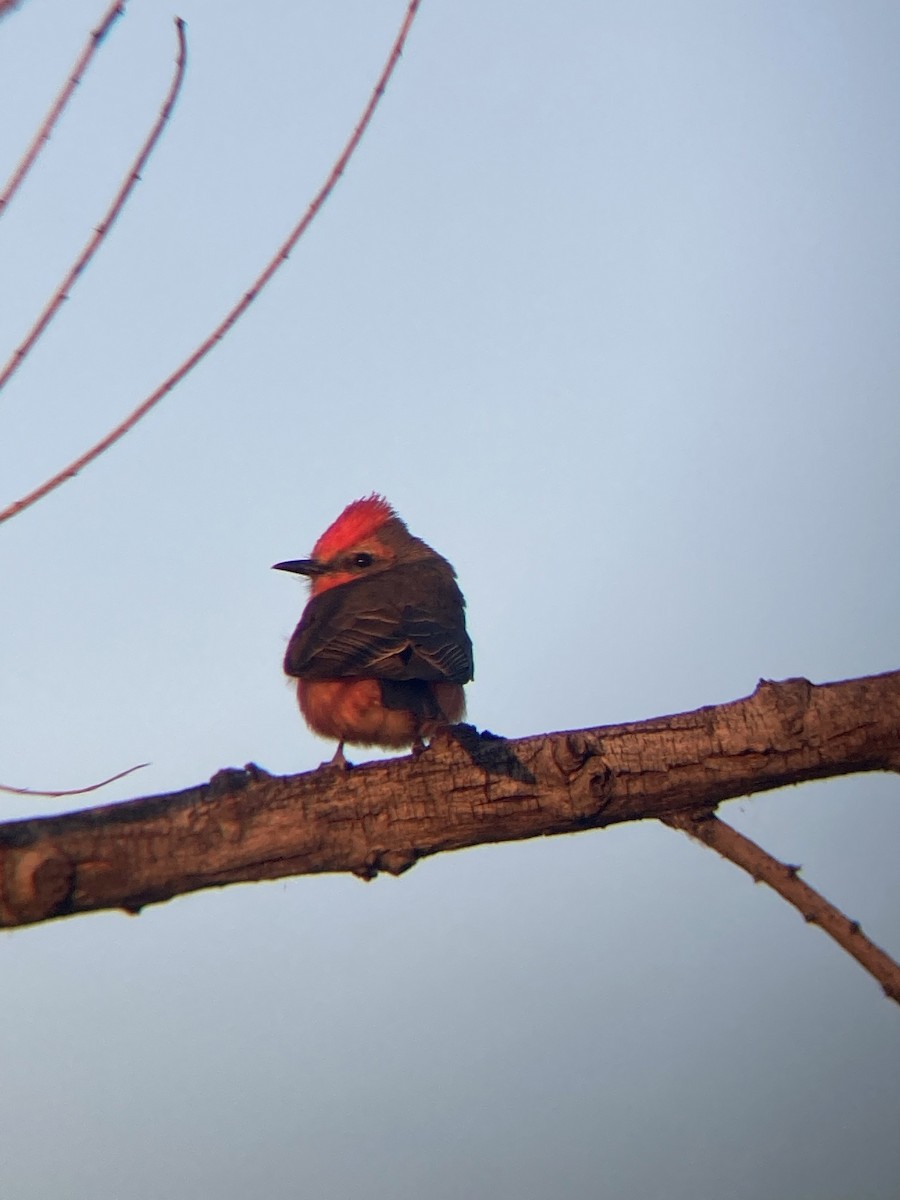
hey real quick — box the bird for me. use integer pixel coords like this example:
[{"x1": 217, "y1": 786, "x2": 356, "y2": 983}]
[{"x1": 273, "y1": 495, "x2": 473, "y2": 763}]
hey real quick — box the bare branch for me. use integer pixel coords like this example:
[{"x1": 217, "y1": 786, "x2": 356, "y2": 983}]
[
  {"x1": 0, "y1": 0, "x2": 423, "y2": 527},
  {"x1": 0, "y1": 1, "x2": 126, "y2": 215},
  {"x1": 0, "y1": 762, "x2": 149, "y2": 799},
  {"x1": 0, "y1": 16, "x2": 187, "y2": 398},
  {"x1": 1, "y1": 672, "x2": 897, "y2": 974},
  {"x1": 661, "y1": 809, "x2": 900, "y2": 1004}
]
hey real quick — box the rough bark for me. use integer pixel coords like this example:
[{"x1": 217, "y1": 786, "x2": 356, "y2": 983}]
[{"x1": 1, "y1": 671, "x2": 898, "y2": 929}]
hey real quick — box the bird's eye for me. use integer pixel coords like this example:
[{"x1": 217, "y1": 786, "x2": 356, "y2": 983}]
[{"x1": 353, "y1": 553, "x2": 374, "y2": 568}]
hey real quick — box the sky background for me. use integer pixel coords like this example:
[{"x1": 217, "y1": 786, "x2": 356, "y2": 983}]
[{"x1": 1, "y1": 1, "x2": 899, "y2": 1196}]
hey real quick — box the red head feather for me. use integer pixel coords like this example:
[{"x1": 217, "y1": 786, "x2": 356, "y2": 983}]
[{"x1": 313, "y1": 494, "x2": 399, "y2": 561}]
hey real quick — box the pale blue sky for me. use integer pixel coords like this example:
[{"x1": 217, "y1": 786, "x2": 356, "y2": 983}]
[{"x1": 1, "y1": 2, "x2": 899, "y2": 1197}]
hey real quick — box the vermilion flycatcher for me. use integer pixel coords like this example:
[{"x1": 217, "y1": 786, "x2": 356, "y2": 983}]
[{"x1": 274, "y1": 495, "x2": 473, "y2": 761}]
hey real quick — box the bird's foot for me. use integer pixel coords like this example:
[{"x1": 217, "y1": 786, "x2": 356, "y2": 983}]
[{"x1": 321, "y1": 741, "x2": 352, "y2": 771}]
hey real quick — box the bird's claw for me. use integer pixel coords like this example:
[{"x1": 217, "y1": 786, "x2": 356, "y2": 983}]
[{"x1": 320, "y1": 742, "x2": 352, "y2": 771}]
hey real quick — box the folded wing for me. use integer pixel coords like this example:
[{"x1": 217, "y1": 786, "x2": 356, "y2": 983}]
[{"x1": 284, "y1": 562, "x2": 474, "y2": 685}]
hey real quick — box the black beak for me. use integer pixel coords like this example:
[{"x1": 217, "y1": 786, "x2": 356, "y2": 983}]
[{"x1": 272, "y1": 558, "x2": 325, "y2": 577}]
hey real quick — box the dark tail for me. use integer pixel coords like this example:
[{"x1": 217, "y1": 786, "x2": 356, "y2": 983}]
[{"x1": 379, "y1": 679, "x2": 443, "y2": 719}]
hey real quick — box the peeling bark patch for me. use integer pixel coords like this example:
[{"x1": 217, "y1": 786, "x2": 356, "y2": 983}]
[{"x1": 3, "y1": 846, "x2": 74, "y2": 923}]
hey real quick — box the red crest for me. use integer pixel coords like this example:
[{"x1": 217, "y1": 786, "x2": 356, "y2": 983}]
[{"x1": 313, "y1": 494, "x2": 397, "y2": 560}]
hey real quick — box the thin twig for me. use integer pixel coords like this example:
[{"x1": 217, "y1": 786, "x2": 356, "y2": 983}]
[
  {"x1": 0, "y1": 16, "x2": 187, "y2": 399},
  {"x1": 0, "y1": 0, "x2": 423, "y2": 527},
  {"x1": 0, "y1": 0, "x2": 126, "y2": 216},
  {"x1": 662, "y1": 809, "x2": 900, "y2": 1005},
  {"x1": 0, "y1": 762, "x2": 148, "y2": 798}
]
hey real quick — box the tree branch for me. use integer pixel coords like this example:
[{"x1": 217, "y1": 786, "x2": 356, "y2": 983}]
[
  {"x1": 0, "y1": 16, "x2": 187, "y2": 398},
  {"x1": 661, "y1": 811, "x2": 900, "y2": 1004},
  {"x1": 1, "y1": 671, "x2": 898, "y2": 940},
  {"x1": 0, "y1": 761, "x2": 148, "y2": 799},
  {"x1": 0, "y1": 0, "x2": 126, "y2": 216},
  {"x1": 0, "y1": 0, "x2": 423, "y2": 526}
]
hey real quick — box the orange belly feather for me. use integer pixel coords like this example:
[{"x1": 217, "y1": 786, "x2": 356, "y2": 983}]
[{"x1": 297, "y1": 678, "x2": 465, "y2": 748}]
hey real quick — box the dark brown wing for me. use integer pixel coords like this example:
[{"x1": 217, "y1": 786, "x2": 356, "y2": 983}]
[{"x1": 284, "y1": 561, "x2": 474, "y2": 684}]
